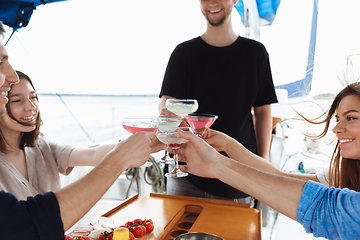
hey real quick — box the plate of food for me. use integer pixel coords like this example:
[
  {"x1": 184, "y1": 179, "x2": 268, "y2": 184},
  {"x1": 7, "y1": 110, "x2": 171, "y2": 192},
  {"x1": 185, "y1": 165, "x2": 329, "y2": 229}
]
[{"x1": 65, "y1": 217, "x2": 163, "y2": 240}]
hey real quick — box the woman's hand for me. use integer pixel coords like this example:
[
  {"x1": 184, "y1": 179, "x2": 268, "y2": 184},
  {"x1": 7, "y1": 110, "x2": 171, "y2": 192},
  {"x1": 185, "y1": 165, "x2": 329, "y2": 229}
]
[
  {"x1": 177, "y1": 130, "x2": 224, "y2": 179},
  {"x1": 202, "y1": 129, "x2": 231, "y2": 152},
  {"x1": 110, "y1": 131, "x2": 164, "y2": 169}
]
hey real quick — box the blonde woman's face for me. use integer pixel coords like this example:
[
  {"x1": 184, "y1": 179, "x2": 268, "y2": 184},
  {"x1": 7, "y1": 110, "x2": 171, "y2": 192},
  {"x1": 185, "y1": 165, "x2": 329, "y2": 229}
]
[{"x1": 332, "y1": 95, "x2": 360, "y2": 159}]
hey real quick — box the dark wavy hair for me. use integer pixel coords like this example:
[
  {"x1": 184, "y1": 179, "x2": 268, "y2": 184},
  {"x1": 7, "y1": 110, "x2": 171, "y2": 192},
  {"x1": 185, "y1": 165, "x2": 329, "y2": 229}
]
[
  {"x1": 301, "y1": 82, "x2": 360, "y2": 191},
  {"x1": 0, "y1": 71, "x2": 43, "y2": 152}
]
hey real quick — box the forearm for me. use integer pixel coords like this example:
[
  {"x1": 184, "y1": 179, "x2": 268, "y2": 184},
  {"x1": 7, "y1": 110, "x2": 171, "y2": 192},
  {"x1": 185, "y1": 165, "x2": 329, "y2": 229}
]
[
  {"x1": 224, "y1": 137, "x2": 320, "y2": 182},
  {"x1": 68, "y1": 144, "x2": 116, "y2": 167},
  {"x1": 56, "y1": 151, "x2": 125, "y2": 231},
  {"x1": 216, "y1": 157, "x2": 306, "y2": 220},
  {"x1": 253, "y1": 105, "x2": 273, "y2": 160},
  {"x1": 224, "y1": 136, "x2": 282, "y2": 175}
]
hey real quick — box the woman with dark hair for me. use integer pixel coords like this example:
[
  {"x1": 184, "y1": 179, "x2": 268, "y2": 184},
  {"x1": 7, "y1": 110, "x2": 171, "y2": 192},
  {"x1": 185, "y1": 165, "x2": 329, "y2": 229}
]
[
  {"x1": 0, "y1": 71, "x2": 117, "y2": 200},
  {"x1": 176, "y1": 81, "x2": 360, "y2": 239}
]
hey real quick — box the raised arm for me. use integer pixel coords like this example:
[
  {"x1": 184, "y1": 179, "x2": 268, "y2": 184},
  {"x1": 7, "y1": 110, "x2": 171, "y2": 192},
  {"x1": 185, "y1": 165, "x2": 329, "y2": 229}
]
[
  {"x1": 67, "y1": 143, "x2": 116, "y2": 167},
  {"x1": 56, "y1": 131, "x2": 164, "y2": 231},
  {"x1": 203, "y1": 128, "x2": 319, "y2": 182},
  {"x1": 178, "y1": 130, "x2": 307, "y2": 220}
]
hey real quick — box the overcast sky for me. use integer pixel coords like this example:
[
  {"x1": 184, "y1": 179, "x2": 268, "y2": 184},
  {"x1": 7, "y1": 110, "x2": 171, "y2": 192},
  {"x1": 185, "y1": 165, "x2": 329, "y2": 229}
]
[{"x1": 3, "y1": 0, "x2": 360, "y2": 96}]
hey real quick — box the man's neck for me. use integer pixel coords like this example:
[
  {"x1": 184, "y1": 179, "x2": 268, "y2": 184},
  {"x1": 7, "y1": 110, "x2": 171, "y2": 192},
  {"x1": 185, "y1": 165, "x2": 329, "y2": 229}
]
[{"x1": 201, "y1": 20, "x2": 238, "y2": 47}]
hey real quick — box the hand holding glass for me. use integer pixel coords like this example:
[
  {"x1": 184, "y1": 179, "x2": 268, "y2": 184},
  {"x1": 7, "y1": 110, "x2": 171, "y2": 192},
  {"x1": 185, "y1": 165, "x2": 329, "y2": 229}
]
[
  {"x1": 122, "y1": 116, "x2": 159, "y2": 167},
  {"x1": 156, "y1": 127, "x2": 192, "y2": 178}
]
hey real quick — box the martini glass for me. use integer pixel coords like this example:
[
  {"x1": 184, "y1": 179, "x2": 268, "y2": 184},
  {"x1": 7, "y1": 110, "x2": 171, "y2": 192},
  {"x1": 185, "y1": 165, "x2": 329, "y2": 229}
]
[
  {"x1": 185, "y1": 113, "x2": 218, "y2": 137},
  {"x1": 157, "y1": 116, "x2": 184, "y2": 164},
  {"x1": 122, "y1": 116, "x2": 159, "y2": 167},
  {"x1": 156, "y1": 127, "x2": 192, "y2": 178},
  {"x1": 165, "y1": 99, "x2": 199, "y2": 118}
]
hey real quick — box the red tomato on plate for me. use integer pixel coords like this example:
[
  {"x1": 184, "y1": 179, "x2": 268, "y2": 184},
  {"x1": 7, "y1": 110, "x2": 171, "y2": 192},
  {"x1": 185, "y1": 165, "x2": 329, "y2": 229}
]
[
  {"x1": 132, "y1": 226, "x2": 145, "y2": 238},
  {"x1": 106, "y1": 233, "x2": 113, "y2": 240},
  {"x1": 145, "y1": 222, "x2": 154, "y2": 233},
  {"x1": 133, "y1": 218, "x2": 143, "y2": 225},
  {"x1": 129, "y1": 232, "x2": 135, "y2": 240},
  {"x1": 144, "y1": 219, "x2": 153, "y2": 225}
]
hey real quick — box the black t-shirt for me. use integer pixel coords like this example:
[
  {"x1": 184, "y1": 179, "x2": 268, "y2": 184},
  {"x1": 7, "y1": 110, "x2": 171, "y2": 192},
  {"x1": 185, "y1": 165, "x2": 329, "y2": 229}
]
[{"x1": 159, "y1": 36, "x2": 278, "y2": 198}]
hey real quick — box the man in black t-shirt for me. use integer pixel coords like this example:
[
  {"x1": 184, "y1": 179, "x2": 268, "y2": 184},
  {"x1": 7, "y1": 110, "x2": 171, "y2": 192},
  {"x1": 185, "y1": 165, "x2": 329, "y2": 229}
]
[{"x1": 158, "y1": 0, "x2": 277, "y2": 202}]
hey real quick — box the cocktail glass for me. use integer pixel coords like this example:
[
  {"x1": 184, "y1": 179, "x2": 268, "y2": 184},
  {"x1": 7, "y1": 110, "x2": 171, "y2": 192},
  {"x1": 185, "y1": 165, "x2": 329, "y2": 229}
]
[
  {"x1": 156, "y1": 127, "x2": 192, "y2": 178},
  {"x1": 165, "y1": 99, "x2": 199, "y2": 118},
  {"x1": 122, "y1": 116, "x2": 159, "y2": 167},
  {"x1": 185, "y1": 113, "x2": 218, "y2": 137},
  {"x1": 157, "y1": 116, "x2": 184, "y2": 164}
]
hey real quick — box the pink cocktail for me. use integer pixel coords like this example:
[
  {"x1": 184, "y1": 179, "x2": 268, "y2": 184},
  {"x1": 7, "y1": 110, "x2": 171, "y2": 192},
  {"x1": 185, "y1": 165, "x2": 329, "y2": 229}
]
[
  {"x1": 122, "y1": 116, "x2": 159, "y2": 167},
  {"x1": 185, "y1": 113, "x2": 218, "y2": 137},
  {"x1": 123, "y1": 125, "x2": 158, "y2": 134},
  {"x1": 122, "y1": 116, "x2": 159, "y2": 134}
]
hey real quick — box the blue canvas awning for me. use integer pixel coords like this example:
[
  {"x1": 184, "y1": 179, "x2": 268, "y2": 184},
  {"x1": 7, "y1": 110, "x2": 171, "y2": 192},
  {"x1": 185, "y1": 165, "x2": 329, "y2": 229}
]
[
  {"x1": 275, "y1": 0, "x2": 318, "y2": 98},
  {"x1": 235, "y1": 0, "x2": 280, "y2": 26},
  {"x1": 0, "y1": 0, "x2": 67, "y2": 30}
]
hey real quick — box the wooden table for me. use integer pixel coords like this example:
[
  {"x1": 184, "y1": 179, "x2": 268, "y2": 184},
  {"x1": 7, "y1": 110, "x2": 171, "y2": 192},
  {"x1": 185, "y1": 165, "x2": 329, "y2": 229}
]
[{"x1": 102, "y1": 193, "x2": 262, "y2": 240}]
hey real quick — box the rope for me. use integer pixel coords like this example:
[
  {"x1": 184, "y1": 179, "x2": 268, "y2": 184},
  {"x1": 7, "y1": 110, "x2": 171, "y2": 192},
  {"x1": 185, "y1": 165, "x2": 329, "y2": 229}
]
[
  {"x1": 144, "y1": 156, "x2": 165, "y2": 193},
  {"x1": 4, "y1": 29, "x2": 16, "y2": 46},
  {"x1": 124, "y1": 155, "x2": 165, "y2": 197},
  {"x1": 125, "y1": 167, "x2": 140, "y2": 199}
]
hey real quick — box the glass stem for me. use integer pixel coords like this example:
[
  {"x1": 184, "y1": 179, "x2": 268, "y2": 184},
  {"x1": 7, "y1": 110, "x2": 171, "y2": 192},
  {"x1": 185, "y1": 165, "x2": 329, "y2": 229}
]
[{"x1": 172, "y1": 148, "x2": 179, "y2": 171}]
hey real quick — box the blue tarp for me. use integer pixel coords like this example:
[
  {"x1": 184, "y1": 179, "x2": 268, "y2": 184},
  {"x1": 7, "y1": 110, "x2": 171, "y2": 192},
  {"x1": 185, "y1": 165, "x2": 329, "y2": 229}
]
[
  {"x1": 235, "y1": 0, "x2": 281, "y2": 25},
  {"x1": 0, "y1": 0, "x2": 67, "y2": 29},
  {"x1": 275, "y1": 0, "x2": 318, "y2": 97}
]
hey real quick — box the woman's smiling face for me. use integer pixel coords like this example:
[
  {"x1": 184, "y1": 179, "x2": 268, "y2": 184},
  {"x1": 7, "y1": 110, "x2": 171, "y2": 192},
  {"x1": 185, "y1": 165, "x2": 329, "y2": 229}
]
[
  {"x1": 332, "y1": 94, "x2": 360, "y2": 159},
  {"x1": 0, "y1": 77, "x2": 39, "y2": 133}
]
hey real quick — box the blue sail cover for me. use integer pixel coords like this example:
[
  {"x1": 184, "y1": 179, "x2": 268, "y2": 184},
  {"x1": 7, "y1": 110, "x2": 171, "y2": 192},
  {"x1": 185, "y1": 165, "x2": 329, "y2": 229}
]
[
  {"x1": 0, "y1": 0, "x2": 67, "y2": 29},
  {"x1": 275, "y1": 0, "x2": 318, "y2": 98},
  {"x1": 235, "y1": 0, "x2": 280, "y2": 25}
]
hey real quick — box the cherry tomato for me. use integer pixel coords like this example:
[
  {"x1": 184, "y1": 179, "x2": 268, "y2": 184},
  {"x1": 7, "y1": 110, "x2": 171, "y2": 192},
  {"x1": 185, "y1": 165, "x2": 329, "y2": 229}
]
[
  {"x1": 144, "y1": 219, "x2": 153, "y2": 225},
  {"x1": 125, "y1": 221, "x2": 134, "y2": 227},
  {"x1": 132, "y1": 226, "x2": 145, "y2": 238},
  {"x1": 141, "y1": 225, "x2": 147, "y2": 235},
  {"x1": 145, "y1": 222, "x2": 154, "y2": 233},
  {"x1": 106, "y1": 233, "x2": 113, "y2": 240},
  {"x1": 129, "y1": 232, "x2": 135, "y2": 240},
  {"x1": 133, "y1": 218, "x2": 143, "y2": 225},
  {"x1": 98, "y1": 234, "x2": 105, "y2": 240},
  {"x1": 65, "y1": 236, "x2": 74, "y2": 240},
  {"x1": 80, "y1": 237, "x2": 90, "y2": 240}
]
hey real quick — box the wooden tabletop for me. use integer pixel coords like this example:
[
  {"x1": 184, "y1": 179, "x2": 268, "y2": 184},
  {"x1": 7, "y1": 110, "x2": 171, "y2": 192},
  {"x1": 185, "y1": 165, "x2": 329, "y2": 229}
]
[{"x1": 102, "y1": 193, "x2": 262, "y2": 240}]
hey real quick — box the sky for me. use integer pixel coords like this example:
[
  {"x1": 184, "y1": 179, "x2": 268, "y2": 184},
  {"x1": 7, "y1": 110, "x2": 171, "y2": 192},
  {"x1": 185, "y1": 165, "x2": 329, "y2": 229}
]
[{"x1": 3, "y1": 0, "x2": 360, "y2": 96}]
